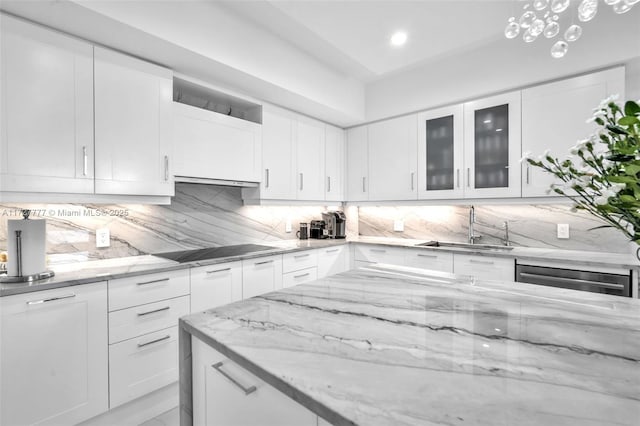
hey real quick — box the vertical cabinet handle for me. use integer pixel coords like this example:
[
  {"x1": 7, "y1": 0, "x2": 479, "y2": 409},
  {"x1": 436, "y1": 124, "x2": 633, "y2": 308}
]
[
  {"x1": 300, "y1": 173, "x2": 304, "y2": 191},
  {"x1": 362, "y1": 177, "x2": 366, "y2": 193},
  {"x1": 526, "y1": 164, "x2": 530, "y2": 185},
  {"x1": 467, "y1": 168, "x2": 470, "y2": 188},
  {"x1": 265, "y1": 168, "x2": 270, "y2": 188},
  {"x1": 410, "y1": 172, "x2": 415, "y2": 191},
  {"x1": 212, "y1": 362, "x2": 257, "y2": 395},
  {"x1": 327, "y1": 176, "x2": 331, "y2": 193},
  {"x1": 456, "y1": 169, "x2": 460, "y2": 189},
  {"x1": 82, "y1": 146, "x2": 88, "y2": 176},
  {"x1": 164, "y1": 156, "x2": 169, "y2": 181}
]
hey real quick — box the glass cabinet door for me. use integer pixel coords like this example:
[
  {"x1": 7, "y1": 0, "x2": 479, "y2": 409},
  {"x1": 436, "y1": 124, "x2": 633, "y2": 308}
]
[
  {"x1": 464, "y1": 91, "x2": 521, "y2": 198},
  {"x1": 417, "y1": 105, "x2": 464, "y2": 200}
]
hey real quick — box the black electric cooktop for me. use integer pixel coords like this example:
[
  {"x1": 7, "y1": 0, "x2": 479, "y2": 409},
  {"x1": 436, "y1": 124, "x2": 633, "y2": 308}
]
[{"x1": 154, "y1": 244, "x2": 276, "y2": 263}]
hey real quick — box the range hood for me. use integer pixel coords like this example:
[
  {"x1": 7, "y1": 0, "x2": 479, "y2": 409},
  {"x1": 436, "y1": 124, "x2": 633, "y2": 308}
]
[{"x1": 174, "y1": 176, "x2": 259, "y2": 188}]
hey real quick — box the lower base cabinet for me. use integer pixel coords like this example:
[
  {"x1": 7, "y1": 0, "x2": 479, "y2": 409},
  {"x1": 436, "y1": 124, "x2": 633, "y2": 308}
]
[
  {"x1": 190, "y1": 261, "x2": 243, "y2": 313},
  {"x1": 453, "y1": 254, "x2": 515, "y2": 282},
  {"x1": 0, "y1": 282, "x2": 109, "y2": 426},
  {"x1": 405, "y1": 249, "x2": 454, "y2": 273},
  {"x1": 242, "y1": 254, "x2": 283, "y2": 299},
  {"x1": 317, "y1": 246, "x2": 348, "y2": 278},
  {"x1": 192, "y1": 337, "x2": 320, "y2": 426}
]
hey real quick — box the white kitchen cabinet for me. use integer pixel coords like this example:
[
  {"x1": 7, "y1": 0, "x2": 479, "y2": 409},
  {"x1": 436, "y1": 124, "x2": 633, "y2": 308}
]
[
  {"x1": 521, "y1": 67, "x2": 625, "y2": 197},
  {"x1": 417, "y1": 105, "x2": 465, "y2": 200},
  {"x1": 453, "y1": 253, "x2": 515, "y2": 282},
  {"x1": 368, "y1": 114, "x2": 418, "y2": 201},
  {"x1": 108, "y1": 269, "x2": 190, "y2": 312},
  {"x1": 0, "y1": 14, "x2": 94, "y2": 194},
  {"x1": 405, "y1": 249, "x2": 454, "y2": 273},
  {"x1": 245, "y1": 106, "x2": 297, "y2": 200},
  {"x1": 1, "y1": 282, "x2": 108, "y2": 426},
  {"x1": 190, "y1": 261, "x2": 243, "y2": 313},
  {"x1": 283, "y1": 267, "x2": 318, "y2": 288},
  {"x1": 192, "y1": 337, "x2": 318, "y2": 426},
  {"x1": 172, "y1": 102, "x2": 262, "y2": 183},
  {"x1": 463, "y1": 91, "x2": 521, "y2": 198},
  {"x1": 242, "y1": 254, "x2": 283, "y2": 299},
  {"x1": 296, "y1": 117, "x2": 326, "y2": 200},
  {"x1": 353, "y1": 244, "x2": 406, "y2": 266},
  {"x1": 94, "y1": 47, "x2": 174, "y2": 197},
  {"x1": 109, "y1": 326, "x2": 180, "y2": 408},
  {"x1": 346, "y1": 126, "x2": 369, "y2": 201},
  {"x1": 283, "y1": 250, "x2": 318, "y2": 273},
  {"x1": 317, "y1": 245, "x2": 348, "y2": 278},
  {"x1": 325, "y1": 125, "x2": 346, "y2": 201}
]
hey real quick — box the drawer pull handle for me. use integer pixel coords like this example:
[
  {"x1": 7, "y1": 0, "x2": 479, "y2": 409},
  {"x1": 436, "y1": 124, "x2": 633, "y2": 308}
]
[
  {"x1": 417, "y1": 254, "x2": 438, "y2": 259},
  {"x1": 325, "y1": 249, "x2": 340, "y2": 253},
  {"x1": 469, "y1": 259, "x2": 494, "y2": 265},
  {"x1": 294, "y1": 272, "x2": 310, "y2": 279},
  {"x1": 137, "y1": 306, "x2": 170, "y2": 317},
  {"x1": 293, "y1": 254, "x2": 310, "y2": 259},
  {"x1": 27, "y1": 293, "x2": 76, "y2": 305},
  {"x1": 370, "y1": 249, "x2": 386, "y2": 253},
  {"x1": 207, "y1": 267, "x2": 231, "y2": 274},
  {"x1": 136, "y1": 278, "x2": 170, "y2": 286},
  {"x1": 212, "y1": 362, "x2": 257, "y2": 395},
  {"x1": 254, "y1": 260, "x2": 274, "y2": 266},
  {"x1": 137, "y1": 334, "x2": 171, "y2": 348}
]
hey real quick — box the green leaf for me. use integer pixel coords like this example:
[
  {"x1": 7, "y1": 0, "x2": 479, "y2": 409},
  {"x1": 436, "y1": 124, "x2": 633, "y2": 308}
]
[
  {"x1": 606, "y1": 125, "x2": 629, "y2": 135},
  {"x1": 624, "y1": 100, "x2": 640, "y2": 116},
  {"x1": 624, "y1": 164, "x2": 640, "y2": 176},
  {"x1": 618, "y1": 116, "x2": 640, "y2": 126},
  {"x1": 620, "y1": 195, "x2": 637, "y2": 203}
]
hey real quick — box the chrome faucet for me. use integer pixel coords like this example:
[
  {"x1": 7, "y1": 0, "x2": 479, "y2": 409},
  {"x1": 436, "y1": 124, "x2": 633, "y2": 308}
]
[{"x1": 468, "y1": 206, "x2": 482, "y2": 244}]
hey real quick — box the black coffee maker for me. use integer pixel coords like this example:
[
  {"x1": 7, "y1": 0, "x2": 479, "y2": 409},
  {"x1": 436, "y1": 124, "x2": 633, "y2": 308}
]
[
  {"x1": 309, "y1": 220, "x2": 327, "y2": 239},
  {"x1": 321, "y1": 211, "x2": 346, "y2": 239}
]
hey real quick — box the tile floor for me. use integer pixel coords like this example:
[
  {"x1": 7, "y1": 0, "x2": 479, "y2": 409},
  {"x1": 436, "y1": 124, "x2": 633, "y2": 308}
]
[{"x1": 139, "y1": 406, "x2": 179, "y2": 426}]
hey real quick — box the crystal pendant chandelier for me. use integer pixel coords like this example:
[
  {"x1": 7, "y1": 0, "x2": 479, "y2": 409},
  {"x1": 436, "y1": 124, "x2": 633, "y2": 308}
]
[{"x1": 504, "y1": 0, "x2": 639, "y2": 58}]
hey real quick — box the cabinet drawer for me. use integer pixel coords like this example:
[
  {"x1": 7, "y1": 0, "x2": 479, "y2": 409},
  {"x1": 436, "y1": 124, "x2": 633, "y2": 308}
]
[
  {"x1": 405, "y1": 250, "x2": 454, "y2": 273},
  {"x1": 317, "y1": 245, "x2": 348, "y2": 278},
  {"x1": 109, "y1": 326, "x2": 179, "y2": 408},
  {"x1": 282, "y1": 267, "x2": 317, "y2": 288},
  {"x1": 454, "y1": 254, "x2": 515, "y2": 282},
  {"x1": 242, "y1": 254, "x2": 283, "y2": 299},
  {"x1": 109, "y1": 270, "x2": 190, "y2": 311},
  {"x1": 108, "y1": 295, "x2": 189, "y2": 344},
  {"x1": 282, "y1": 250, "x2": 318, "y2": 273},
  {"x1": 191, "y1": 261, "x2": 242, "y2": 313},
  {"x1": 354, "y1": 245, "x2": 406, "y2": 265}
]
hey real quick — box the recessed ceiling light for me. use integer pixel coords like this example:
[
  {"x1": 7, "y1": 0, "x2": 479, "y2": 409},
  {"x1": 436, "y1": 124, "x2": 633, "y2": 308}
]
[{"x1": 390, "y1": 31, "x2": 408, "y2": 47}]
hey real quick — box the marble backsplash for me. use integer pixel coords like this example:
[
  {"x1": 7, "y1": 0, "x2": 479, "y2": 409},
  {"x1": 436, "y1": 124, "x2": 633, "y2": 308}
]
[
  {"x1": 0, "y1": 184, "x2": 331, "y2": 262},
  {"x1": 0, "y1": 183, "x2": 630, "y2": 263},
  {"x1": 358, "y1": 204, "x2": 630, "y2": 253}
]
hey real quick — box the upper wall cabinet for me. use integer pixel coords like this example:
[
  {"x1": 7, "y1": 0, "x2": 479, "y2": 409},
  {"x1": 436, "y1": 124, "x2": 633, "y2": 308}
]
[
  {"x1": 417, "y1": 105, "x2": 464, "y2": 200},
  {"x1": 521, "y1": 67, "x2": 625, "y2": 197},
  {"x1": 368, "y1": 114, "x2": 418, "y2": 201},
  {"x1": 172, "y1": 103, "x2": 262, "y2": 184},
  {"x1": 463, "y1": 91, "x2": 522, "y2": 199},
  {"x1": 94, "y1": 47, "x2": 174, "y2": 197},
  {"x1": 346, "y1": 126, "x2": 369, "y2": 201},
  {"x1": 0, "y1": 14, "x2": 94, "y2": 194},
  {"x1": 297, "y1": 116, "x2": 325, "y2": 201},
  {"x1": 325, "y1": 124, "x2": 345, "y2": 202}
]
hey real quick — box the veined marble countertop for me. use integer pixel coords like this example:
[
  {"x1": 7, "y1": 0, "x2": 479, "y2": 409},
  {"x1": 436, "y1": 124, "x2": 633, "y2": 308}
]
[
  {"x1": 1, "y1": 236, "x2": 635, "y2": 297},
  {"x1": 181, "y1": 264, "x2": 640, "y2": 426}
]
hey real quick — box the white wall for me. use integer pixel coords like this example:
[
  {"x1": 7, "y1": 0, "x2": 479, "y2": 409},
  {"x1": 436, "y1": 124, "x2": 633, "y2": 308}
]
[{"x1": 365, "y1": 6, "x2": 640, "y2": 122}]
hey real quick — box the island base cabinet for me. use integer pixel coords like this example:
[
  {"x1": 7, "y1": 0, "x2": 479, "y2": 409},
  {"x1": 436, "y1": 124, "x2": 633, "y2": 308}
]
[
  {"x1": 192, "y1": 337, "x2": 319, "y2": 426},
  {"x1": 0, "y1": 282, "x2": 108, "y2": 426}
]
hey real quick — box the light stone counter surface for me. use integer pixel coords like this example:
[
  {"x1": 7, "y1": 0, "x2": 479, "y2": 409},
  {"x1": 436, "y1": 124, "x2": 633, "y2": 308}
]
[
  {"x1": 181, "y1": 264, "x2": 640, "y2": 426},
  {"x1": 1, "y1": 236, "x2": 635, "y2": 297}
]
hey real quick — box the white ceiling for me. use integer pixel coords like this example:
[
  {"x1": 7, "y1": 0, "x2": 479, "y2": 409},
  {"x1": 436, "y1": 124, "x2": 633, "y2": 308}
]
[{"x1": 224, "y1": 0, "x2": 510, "y2": 82}]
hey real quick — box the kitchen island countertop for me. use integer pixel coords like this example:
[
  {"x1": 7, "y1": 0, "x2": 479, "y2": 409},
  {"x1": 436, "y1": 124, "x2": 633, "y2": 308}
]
[{"x1": 180, "y1": 264, "x2": 640, "y2": 426}]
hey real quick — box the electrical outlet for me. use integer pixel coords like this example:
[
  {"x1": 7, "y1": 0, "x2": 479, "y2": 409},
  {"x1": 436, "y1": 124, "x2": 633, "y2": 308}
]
[
  {"x1": 96, "y1": 228, "x2": 110, "y2": 248},
  {"x1": 557, "y1": 223, "x2": 569, "y2": 239},
  {"x1": 285, "y1": 218, "x2": 292, "y2": 233},
  {"x1": 393, "y1": 220, "x2": 404, "y2": 232}
]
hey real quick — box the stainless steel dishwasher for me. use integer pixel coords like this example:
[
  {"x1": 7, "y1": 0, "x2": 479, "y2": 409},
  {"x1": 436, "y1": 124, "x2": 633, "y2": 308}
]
[{"x1": 515, "y1": 263, "x2": 631, "y2": 297}]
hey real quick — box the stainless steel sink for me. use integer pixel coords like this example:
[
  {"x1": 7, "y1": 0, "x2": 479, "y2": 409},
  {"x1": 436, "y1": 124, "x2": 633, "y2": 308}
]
[{"x1": 415, "y1": 241, "x2": 514, "y2": 251}]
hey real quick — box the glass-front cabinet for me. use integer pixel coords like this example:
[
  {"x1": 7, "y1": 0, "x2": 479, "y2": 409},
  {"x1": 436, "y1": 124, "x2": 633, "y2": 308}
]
[
  {"x1": 463, "y1": 91, "x2": 521, "y2": 198},
  {"x1": 417, "y1": 105, "x2": 464, "y2": 199}
]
